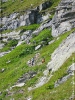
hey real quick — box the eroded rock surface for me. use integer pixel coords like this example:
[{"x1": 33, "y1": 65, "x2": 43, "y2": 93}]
[
  {"x1": 47, "y1": 32, "x2": 75, "y2": 72},
  {"x1": 52, "y1": 0, "x2": 75, "y2": 37},
  {"x1": 0, "y1": 1, "x2": 52, "y2": 31}
]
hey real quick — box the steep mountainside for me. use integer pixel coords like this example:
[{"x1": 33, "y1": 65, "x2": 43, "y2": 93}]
[{"x1": 0, "y1": 0, "x2": 75, "y2": 100}]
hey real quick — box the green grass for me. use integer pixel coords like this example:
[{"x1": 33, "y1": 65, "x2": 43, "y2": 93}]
[
  {"x1": 0, "y1": 0, "x2": 48, "y2": 17},
  {"x1": 1, "y1": 24, "x2": 40, "y2": 34},
  {"x1": 16, "y1": 24, "x2": 40, "y2": 32},
  {"x1": 0, "y1": 0, "x2": 60, "y2": 17},
  {"x1": 0, "y1": 39, "x2": 18, "y2": 52},
  {"x1": 31, "y1": 29, "x2": 53, "y2": 45},
  {"x1": 30, "y1": 53, "x2": 75, "y2": 100},
  {"x1": 0, "y1": 28, "x2": 75, "y2": 100}
]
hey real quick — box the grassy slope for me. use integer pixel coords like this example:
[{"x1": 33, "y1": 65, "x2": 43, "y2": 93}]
[
  {"x1": 31, "y1": 53, "x2": 75, "y2": 100},
  {"x1": 1, "y1": 0, "x2": 60, "y2": 17},
  {"x1": 0, "y1": 28, "x2": 75, "y2": 100}
]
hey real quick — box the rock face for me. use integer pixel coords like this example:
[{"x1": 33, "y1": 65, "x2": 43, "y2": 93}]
[
  {"x1": 52, "y1": 0, "x2": 75, "y2": 37},
  {"x1": 0, "y1": 10, "x2": 39, "y2": 30},
  {"x1": 1, "y1": 31, "x2": 20, "y2": 42},
  {"x1": 47, "y1": 32, "x2": 75, "y2": 72},
  {"x1": 0, "y1": 1, "x2": 52, "y2": 31}
]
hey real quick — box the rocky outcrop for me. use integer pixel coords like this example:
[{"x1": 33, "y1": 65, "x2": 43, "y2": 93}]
[
  {"x1": 0, "y1": 51, "x2": 11, "y2": 57},
  {"x1": 52, "y1": 0, "x2": 75, "y2": 37},
  {"x1": 17, "y1": 71, "x2": 37, "y2": 83},
  {"x1": 1, "y1": 31, "x2": 20, "y2": 42},
  {"x1": 39, "y1": 1, "x2": 52, "y2": 11},
  {"x1": 0, "y1": 1, "x2": 52, "y2": 31},
  {"x1": 32, "y1": 19, "x2": 52, "y2": 35},
  {"x1": 0, "y1": 43, "x2": 5, "y2": 49},
  {"x1": 54, "y1": 74, "x2": 71, "y2": 87},
  {"x1": 47, "y1": 31, "x2": 75, "y2": 72},
  {"x1": 54, "y1": 63, "x2": 75, "y2": 87},
  {"x1": 11, "y1": 71, "x2": 37, "y2": 88},
  {"x1": 0, "y1": 10, "x2": 39, "y2": 30},
  {"x1": 0, "y1": 18, "x2": 52, "y2": 47}
]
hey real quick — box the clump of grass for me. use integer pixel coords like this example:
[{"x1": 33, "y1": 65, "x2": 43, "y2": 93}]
[
  {"x1": 0, "y1": 39, "x2": 18, "y2": 52},
  {"x1": 16, "y1": 24, "x2": 40, "y2": 32},
  {"x1": 31, "y1": 29, "x2": 53, "y2": 45}
]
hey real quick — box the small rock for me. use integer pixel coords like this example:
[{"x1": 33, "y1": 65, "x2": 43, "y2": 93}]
[
  {"x1": 0, "y1": 91, "x2": 2, "y2": 95},
  {"x1": 48, "y1": 40, "x2": 55, "y2": 45},
  {"x1": 35, "y1": 45, "x2": 41, "y2": 50},
  {"x1": 6, "y1": 60, "x2": 11, "y2": 64},
  {"x1": 0, "y1": 68, "x2": 5, "y2": 73}
]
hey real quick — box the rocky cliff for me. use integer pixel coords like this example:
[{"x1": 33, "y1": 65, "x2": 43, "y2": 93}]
[
  {"x1": 52, "y1": 0, "x2": 75, "y2": 37},
  {"x1": 0, "y1": 1, "x2": 52, "y2": 31}
]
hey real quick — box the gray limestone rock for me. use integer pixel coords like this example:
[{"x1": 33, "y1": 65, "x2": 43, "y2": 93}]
[
  {"x1": 0, "y1": 43, "x2": 5, "y2": 49},
  {"x1": 47, "y1": 32, "x2": 75, "y2": 72},
  {"x1": 0, "y1": 51, "x2": 11, "y2": 57},
  {"x1": 54, "y1": 63, "x2": 75, "y2": 87},
  {"x1": 52, "y1": 0, "x2": 75, "y2": 37},
  {"x1": 33, "y1": 19, "x2": 52, "y2": 35},
  {"x1": 35, "y1": 45, "x2": 41, "y2": 50},
  {"x1": 54, "y1": 74, "x2": 71, "y2": 87},
  {"x1": 39, "y1": 1, "x2": 52, "y2": 11},
  {"x1": 0, "y1": 1, "x2": 52, "y2": 31},
  {"x1": 17, "y1": 71, "x2": 37, "y2": 83}
]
